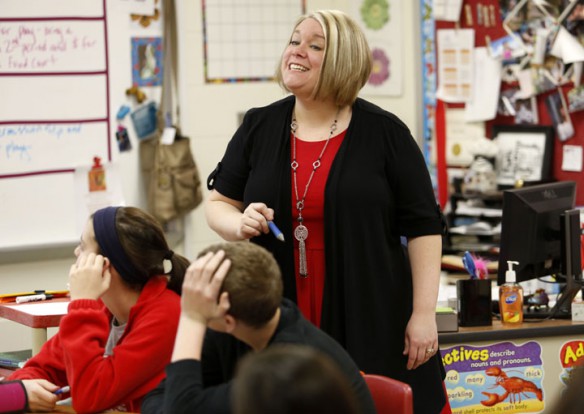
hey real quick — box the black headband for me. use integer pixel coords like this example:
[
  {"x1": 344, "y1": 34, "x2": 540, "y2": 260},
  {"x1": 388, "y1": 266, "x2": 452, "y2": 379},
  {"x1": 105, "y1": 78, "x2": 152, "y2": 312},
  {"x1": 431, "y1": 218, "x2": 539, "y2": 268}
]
[{"x1": 93, "y1": 207, "x2": 142, "y2": 284}]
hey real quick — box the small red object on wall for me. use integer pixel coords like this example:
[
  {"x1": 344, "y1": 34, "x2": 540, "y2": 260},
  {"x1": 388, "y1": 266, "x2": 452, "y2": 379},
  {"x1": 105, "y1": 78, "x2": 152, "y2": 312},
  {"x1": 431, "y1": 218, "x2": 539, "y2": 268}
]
[{"x1": 88, "y1": 156, "x2": 106, "y2": 192}]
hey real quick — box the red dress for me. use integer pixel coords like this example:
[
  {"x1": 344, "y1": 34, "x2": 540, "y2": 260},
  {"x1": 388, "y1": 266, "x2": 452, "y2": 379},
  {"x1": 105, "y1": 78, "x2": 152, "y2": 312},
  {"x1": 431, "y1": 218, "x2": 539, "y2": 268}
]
[
  {"x1": 290, "y1": 130, "x2": 346, "y2": 327},
  {"x1": 291, "y1": 131, "x2": 453, "y2": 414}
]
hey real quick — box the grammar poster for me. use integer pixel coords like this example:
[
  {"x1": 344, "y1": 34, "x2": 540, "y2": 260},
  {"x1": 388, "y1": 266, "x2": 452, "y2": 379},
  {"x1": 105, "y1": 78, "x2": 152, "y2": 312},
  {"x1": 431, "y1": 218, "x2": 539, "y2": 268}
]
[
  {"x1": 558, "y1": 340, "x2": 584, "y2": 391},
  {"x1": 441, "y1": 341, "x2": 545, "y2": 413}
]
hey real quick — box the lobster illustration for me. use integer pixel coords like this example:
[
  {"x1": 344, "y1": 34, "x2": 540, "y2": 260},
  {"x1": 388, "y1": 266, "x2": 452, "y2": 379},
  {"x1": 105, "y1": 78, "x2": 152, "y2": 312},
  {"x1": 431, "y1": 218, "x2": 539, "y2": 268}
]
[{"x1": 480, "y1": 367, "x2": 543, "y2": 406}]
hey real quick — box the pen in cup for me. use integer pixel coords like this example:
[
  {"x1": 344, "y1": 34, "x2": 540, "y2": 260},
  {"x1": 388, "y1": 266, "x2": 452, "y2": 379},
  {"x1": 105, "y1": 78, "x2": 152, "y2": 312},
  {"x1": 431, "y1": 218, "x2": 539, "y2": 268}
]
[
  {"x1": 462, "y1": 251, "x2": 478, "y2": 280},
  {"x1": 267, "y1": 221, "x2": 285, "y2": 242},
  {"x1": 54, "y1": 386, "x2": 70, "y2": 395}
]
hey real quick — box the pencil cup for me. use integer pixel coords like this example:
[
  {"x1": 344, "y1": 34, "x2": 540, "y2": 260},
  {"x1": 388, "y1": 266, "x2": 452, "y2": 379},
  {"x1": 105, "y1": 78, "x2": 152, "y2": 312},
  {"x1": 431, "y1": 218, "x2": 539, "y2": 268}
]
[{"x1": 457, "y1": 279, "x2": 492, "y2": 327}]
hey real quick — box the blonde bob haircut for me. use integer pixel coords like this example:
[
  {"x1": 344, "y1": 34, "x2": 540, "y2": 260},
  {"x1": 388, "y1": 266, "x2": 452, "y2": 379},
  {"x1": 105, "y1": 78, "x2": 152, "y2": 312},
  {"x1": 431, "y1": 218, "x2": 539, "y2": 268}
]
[{"x1": 275, "y1": 10, "x2": 372, "y2": 107}]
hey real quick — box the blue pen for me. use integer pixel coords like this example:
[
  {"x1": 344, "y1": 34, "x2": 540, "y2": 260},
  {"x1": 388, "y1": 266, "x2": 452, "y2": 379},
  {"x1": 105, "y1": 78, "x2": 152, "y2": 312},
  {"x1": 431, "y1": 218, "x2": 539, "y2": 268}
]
[
  {"x1": 267, "y1": 221, "x2": 285, "y2": 242},
  {"x1": 54, "y1": 386, "x2": 70, "y2": 395},
  {"x1": 462, "y1": 251, "x2": 478, "y2": 279}
]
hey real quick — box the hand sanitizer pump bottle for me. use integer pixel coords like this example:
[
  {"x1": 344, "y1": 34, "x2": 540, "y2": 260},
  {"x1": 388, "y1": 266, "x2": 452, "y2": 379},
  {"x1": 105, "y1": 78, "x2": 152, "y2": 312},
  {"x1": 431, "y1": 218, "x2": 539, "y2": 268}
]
[{"x1": 499, "y1": 261, "x2": 524, "y2": 325}]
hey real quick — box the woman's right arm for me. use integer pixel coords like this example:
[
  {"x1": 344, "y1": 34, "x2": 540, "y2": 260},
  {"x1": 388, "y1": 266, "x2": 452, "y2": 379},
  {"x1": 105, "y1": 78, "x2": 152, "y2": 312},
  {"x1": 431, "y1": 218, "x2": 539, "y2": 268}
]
[{"x1": 206, "y1": 190, "x2": 274, "y2": 241}]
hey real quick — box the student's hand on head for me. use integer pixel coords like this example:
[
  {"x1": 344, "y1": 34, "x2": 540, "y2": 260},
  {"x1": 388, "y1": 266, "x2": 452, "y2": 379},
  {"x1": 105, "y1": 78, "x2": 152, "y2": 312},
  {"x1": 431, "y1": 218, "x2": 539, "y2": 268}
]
[
  {"x1": 238, "y1": 202, "x2": 274, "y2": 239},
  {"x1": 181, "y1": 250, "x2": 231, "y2": 325},
  {"x1": 22, "y1": 379, "x2": 59, "y2": 412},
  {"x1": 68, "y1": 252, "x2": 112, "y2": 301}
]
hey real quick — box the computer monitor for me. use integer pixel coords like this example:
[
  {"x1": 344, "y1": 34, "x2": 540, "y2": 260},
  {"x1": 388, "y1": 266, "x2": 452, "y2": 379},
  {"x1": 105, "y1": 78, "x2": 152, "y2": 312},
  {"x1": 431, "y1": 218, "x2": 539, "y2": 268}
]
[{"x1": 497, "y1": 181, "x2": 582, "y2": 318}]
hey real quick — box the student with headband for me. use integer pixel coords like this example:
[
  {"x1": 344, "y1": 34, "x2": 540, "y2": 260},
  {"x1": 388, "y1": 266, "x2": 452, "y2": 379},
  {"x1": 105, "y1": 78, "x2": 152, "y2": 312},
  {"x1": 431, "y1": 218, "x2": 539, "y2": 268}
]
[{"x1": 8, "y1": 206, "x2": 189, "y2": 413}]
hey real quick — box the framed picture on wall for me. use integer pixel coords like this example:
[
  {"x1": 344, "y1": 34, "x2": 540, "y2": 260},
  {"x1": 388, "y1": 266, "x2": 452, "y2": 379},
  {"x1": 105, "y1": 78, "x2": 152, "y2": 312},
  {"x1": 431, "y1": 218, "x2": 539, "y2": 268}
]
[
  {"x1": 131, "y1": 37, "x2": 163, "y2": 87},
  {"x1": 492, "y1": 125, "x2": 554, "y2": 188}
]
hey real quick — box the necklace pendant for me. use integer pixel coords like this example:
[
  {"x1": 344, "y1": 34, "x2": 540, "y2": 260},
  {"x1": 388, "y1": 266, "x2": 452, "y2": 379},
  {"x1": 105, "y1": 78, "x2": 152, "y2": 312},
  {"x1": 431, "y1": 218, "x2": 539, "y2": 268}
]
[
  {"x1": 290, "y1": 108, "x2": 340, "y2": 279},
  {"x1": 294, "y1": 224, "x2": 308, "y2": 277}
]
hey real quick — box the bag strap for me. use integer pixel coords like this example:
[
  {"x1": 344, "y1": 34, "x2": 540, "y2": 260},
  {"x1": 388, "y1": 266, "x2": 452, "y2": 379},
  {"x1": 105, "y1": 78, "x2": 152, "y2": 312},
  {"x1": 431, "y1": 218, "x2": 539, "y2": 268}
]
[{"x1": 159, "y1": 0, "x2": 179, "y2": 131}]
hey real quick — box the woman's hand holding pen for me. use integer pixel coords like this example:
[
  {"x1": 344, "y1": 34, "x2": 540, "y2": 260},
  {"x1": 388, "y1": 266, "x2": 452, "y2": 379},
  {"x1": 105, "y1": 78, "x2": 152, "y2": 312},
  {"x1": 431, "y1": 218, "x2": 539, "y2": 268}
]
[
  {"x1": 68, "y1": 253, "x2": 112, "y2": 301},
  {"x1": 239, "y1": 202, "x2": 275, "y2": 239}
]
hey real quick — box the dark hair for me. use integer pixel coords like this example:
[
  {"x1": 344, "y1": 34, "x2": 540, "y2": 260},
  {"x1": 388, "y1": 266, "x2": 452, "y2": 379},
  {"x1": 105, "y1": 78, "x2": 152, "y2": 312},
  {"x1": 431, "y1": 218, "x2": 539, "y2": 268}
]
[
  {"x1": 198, "y1": 242, "x2": 282, "y2": 328},
  {"x1": 233, "y1": 344, "x2": 360, "y2": 414},
  {"x1": 94, "y1": 206, "x2": 189, "y2": 294},
  {"x1": 548, "y1": 366, "x2": 584, "y2": 414}
]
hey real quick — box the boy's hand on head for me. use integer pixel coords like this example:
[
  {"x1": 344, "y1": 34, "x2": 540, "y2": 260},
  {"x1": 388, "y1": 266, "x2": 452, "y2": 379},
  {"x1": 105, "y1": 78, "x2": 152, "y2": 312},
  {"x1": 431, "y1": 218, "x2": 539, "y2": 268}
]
[
  {"x1": 181, "y1": 250, "x2": 231, "y2": 325},
  {"x1": 68, "y1": 253, "x2": 112, "y2": 300}
]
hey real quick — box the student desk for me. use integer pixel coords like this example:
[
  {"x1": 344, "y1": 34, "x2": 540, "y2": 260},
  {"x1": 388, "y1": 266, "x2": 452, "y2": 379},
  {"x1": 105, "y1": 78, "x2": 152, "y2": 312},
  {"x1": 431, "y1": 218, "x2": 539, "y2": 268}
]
[
  {"x1": 0, "y1": 298, "x2": 69, "y2": 355},
  {"x1": 438, "y1": 318, "x2": 584, "y2": 412}
]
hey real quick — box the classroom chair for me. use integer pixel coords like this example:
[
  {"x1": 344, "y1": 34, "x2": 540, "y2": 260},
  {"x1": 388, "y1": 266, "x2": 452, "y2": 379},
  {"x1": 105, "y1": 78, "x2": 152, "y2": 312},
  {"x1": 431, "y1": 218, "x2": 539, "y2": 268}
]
[{"x1": 363, "y1": 373, "x2": 414, "y2": 414}]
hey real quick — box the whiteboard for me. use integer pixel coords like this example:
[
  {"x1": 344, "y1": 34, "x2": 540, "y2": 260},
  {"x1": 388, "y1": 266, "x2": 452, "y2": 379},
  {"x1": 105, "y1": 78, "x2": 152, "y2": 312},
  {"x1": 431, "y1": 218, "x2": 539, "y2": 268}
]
[{"x1": 0, "y1": 0, "x2": 113, "y2": 251}]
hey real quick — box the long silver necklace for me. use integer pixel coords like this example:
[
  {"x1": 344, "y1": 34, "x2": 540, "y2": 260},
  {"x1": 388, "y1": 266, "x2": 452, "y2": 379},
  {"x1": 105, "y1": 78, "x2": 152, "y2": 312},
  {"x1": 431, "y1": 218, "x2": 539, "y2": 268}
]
[{"x1": 290, "y1": 108, "x2": 340, "y2": 277}]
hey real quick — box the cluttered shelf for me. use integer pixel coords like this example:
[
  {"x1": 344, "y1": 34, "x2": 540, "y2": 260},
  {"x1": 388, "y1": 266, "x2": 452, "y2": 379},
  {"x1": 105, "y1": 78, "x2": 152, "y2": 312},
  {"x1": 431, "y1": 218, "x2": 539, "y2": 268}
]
[{"x1": 443, "y1": 191, "x2": 503, "y2": 257}]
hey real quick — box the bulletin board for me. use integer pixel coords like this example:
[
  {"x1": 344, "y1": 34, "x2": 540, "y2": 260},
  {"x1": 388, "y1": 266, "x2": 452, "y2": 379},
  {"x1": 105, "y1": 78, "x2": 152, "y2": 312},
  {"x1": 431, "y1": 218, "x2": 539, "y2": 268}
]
[
  {"x1": 0, "y1": 0, "x2": 111, "y2": 253},
  {"x1": 202, "y1": 0, "x2": 305, "y2": 82},
  {"x1": 426, "y1": 0, "x2": 584, "y2": 206}
]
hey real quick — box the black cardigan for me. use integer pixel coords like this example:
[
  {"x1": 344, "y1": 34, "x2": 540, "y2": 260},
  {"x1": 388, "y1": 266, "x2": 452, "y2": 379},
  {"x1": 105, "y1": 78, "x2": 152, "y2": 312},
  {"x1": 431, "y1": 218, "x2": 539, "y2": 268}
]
[{"x1": 208, "y1": 96, "x2": 447, "y2": 413}]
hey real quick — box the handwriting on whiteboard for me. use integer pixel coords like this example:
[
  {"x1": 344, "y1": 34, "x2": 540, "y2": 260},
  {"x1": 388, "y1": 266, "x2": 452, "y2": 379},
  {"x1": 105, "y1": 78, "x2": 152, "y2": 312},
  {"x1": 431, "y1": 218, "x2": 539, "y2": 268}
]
[
  {"x1": 0, "y1": 123, "x2": 109, "y2": 176},
  {"x1": 0, "y1": 12, "x2": 109, "y2": 177},
  {"x1": 0, "y1": 21, "x2": 105, "y2": 73}
]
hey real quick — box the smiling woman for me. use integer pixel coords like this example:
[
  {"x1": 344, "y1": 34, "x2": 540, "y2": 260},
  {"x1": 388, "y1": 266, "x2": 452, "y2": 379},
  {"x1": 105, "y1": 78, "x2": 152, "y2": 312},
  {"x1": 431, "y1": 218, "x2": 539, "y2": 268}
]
[
  {"x1": 277, "y1": 17, "x2": 326, "y2": 105},
  {"x1": 205, "y1": 10, "x2": 450, "y2": 414}
]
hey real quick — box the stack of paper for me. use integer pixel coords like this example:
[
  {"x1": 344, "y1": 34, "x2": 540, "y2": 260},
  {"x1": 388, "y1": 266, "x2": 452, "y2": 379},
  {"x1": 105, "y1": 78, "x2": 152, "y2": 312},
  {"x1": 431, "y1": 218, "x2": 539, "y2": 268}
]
[{"x1": 436, "y1": 306, "x2": 458, "y2": 333}]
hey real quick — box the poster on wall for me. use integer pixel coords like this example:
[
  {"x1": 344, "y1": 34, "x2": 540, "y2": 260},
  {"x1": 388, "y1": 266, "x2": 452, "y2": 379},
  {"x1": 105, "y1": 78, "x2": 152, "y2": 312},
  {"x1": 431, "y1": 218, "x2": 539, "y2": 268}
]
[
  {"x1": 352, "y1": 0, "x2": 403, "y2": 96},
  {"x1": 558, "y1": 340, "x2": 584, "y2": 392},
  {"x1": 131, "y1": 37, "x2": 163, "y2": 87},
  {"x1": 441, "y1": 341, "x2": 545, "y2": 413},
  {"x1": 436, "y1": 28, "x2": 474, "y2": 103}
]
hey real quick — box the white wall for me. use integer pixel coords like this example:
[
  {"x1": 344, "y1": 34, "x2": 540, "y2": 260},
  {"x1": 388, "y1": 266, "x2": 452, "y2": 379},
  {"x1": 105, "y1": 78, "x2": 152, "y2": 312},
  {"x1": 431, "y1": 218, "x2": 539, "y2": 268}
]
[{"x1": 0, "y1": 0, "x2": 422, "y2": 351}]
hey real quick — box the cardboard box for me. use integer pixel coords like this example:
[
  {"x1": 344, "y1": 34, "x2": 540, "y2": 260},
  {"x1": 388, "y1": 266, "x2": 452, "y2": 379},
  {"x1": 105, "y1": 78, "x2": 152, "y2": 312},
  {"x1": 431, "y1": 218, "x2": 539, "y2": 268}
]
[
  {"x1": 571, "y1": 301, "x2": 584, "y2": 322},
  {"x1": 436, "y1": 307, "x2": 459, "y2": 332}
]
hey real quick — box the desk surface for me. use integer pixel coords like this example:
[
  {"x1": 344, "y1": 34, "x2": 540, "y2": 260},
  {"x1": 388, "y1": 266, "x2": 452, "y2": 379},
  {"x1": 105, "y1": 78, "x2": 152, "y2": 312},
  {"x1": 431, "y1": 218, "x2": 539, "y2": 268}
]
[
  {"x1": 439, "y1": 317, "x2": 584, "y2": 344},
  {"x1": 0, "y1": 298, "x2": 69, "y2": 328}
]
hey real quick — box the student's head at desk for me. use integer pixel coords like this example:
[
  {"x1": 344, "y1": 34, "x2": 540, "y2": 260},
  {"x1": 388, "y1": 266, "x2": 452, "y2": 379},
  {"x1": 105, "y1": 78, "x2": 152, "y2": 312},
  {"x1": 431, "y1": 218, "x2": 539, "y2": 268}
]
[
  {"x1": 232, "y1": 344, "x2": 360, "y2": 414},
  {"x1": 7, "y1": 206, "x2": 191, "y2": 413},
  {"x1": 547, "y1": 365, "x2": 584, "y2": 414},
  {"x1": 195, "y1": 241, "x2": 283, "y2": 335}
]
